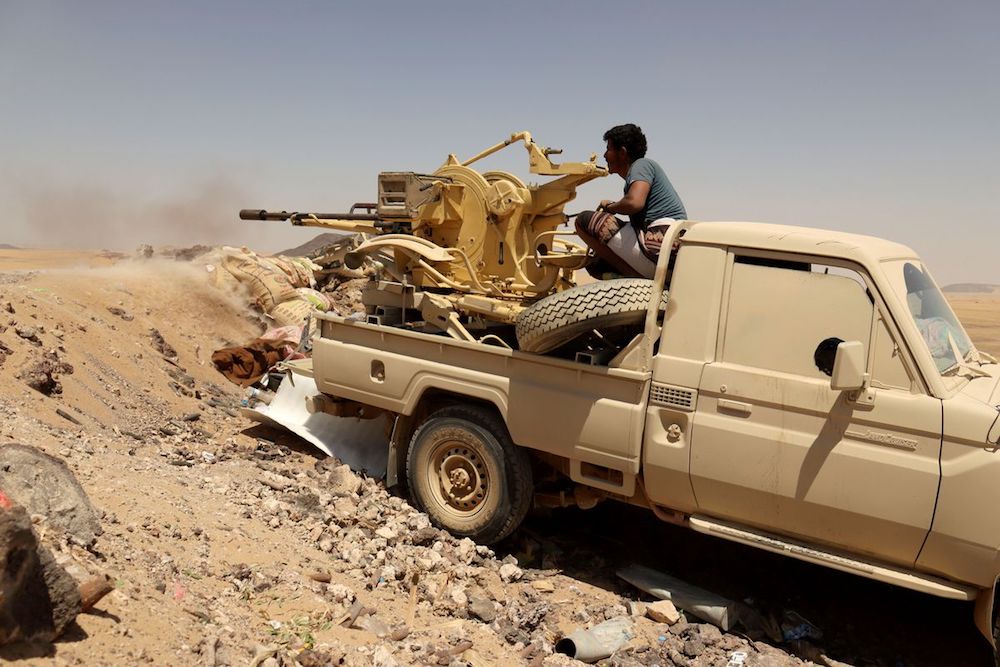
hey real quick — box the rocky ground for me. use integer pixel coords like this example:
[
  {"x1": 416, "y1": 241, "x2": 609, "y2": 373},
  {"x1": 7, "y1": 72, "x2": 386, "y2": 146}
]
[{"x1": 0, "y1": 249, "x2": 997, "y2": 666}]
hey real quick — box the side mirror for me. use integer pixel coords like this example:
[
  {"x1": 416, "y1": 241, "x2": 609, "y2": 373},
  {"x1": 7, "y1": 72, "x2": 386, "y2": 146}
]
[{"x1": 831, "y1": 341, "x2": 866, "y2": 391}]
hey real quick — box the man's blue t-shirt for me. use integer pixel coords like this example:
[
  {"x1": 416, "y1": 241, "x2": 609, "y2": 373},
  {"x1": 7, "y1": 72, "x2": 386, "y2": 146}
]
[{"x1": 624, "y1": 158, "x2": 687, "y2": 229}]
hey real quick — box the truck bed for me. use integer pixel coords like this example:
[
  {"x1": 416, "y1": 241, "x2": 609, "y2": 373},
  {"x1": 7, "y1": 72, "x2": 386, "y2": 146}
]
[{"x1": 312, "y1": 312, "x2": 651, "y2": 484}]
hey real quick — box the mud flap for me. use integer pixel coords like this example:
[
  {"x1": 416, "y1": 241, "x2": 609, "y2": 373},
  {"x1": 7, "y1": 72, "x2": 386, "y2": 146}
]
[{"x1": 974, "y1": 579, "x2": 998, "y2": 649}]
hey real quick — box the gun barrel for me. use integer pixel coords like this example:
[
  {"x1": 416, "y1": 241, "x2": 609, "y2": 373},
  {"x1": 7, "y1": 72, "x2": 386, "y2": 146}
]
[
  {"x1": 240, "y1": 209, "x2": 292, "y2": 221},
  {"x1": 240, "y1": 209, "x2": 381, "y2": 222}
]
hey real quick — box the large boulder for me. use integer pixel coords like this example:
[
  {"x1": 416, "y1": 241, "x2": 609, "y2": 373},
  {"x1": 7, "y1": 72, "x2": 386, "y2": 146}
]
[{"x1": 0, "y1": 444, "x2": 102, "y2": 547}]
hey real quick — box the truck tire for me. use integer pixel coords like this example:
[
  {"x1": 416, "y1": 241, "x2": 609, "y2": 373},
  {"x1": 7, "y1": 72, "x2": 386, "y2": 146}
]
[
  {"x1": 406, "y1": 405, "x2": 533, "y2": 544},
  {"x1": 515, "y1": 278, "x2": 667, "y2": 354}
]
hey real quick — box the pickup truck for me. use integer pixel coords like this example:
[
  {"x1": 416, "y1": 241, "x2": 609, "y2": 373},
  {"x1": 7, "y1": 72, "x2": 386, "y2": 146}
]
[{"x1": 303, "y1": 219, "x2": 1000, "y2": 648}]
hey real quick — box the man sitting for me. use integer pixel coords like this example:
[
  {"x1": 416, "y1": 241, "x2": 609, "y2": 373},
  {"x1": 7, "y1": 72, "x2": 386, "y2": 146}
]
[{"x1": 575, "y1": 124, "x2": 687, "y2": 278}]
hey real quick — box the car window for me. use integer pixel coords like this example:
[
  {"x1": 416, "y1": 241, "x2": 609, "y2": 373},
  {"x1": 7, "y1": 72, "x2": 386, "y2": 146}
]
[{"x1": 723, "y1": 259, "x2": 873, "y2": 379}]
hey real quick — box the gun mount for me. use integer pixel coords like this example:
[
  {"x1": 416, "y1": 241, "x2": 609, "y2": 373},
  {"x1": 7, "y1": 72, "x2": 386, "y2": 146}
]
[{"x1": 243, "y1": 131, "x2": 607, "y2": 341}]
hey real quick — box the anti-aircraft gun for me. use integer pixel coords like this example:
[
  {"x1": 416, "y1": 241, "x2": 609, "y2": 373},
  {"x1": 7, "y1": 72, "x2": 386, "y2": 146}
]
[{"x1": 242, "y1": 132, "x2": 608, "y2": 344}]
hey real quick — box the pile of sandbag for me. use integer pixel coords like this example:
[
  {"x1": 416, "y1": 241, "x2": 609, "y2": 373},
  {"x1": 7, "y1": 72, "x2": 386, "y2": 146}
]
[{"x1": 204, "y1": 247, "x2": 336, "y2": 328}]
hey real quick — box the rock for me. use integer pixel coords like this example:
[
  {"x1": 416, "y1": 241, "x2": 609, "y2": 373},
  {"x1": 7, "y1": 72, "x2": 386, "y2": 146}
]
[
  {"x1": 626, "y1": 600, "x2": 646, "y2": 617},
  {"x1": 0, "y1": 444, "x2": 102, "y2": 547},
  {"x1": 19, "y1": 355, "x2": 74, "y2": 395},
  {"x1": 149, "y1": 328, "x2": 177, "y2": 358},
  {"x1": 306, "y1": 570, "x2": 332, "y2": 584},
  {"x1": 411, "y1": 526, "x2": 439, "y2": 546},
  {"x1": 372, "y1": 645, "x2": 398, "y2": 667},
  {"x1": 646, "y1": 599, "x2": 681, "y2": 625},
  {"x1": 468, "y1": 597, "x2": 497, "y2": 623},
  {"x1": 449, "y1": 586, "x2": 468, "y2": 607},
  {"x1": 531, "y1": 580, "x2": 555, "y2": 593},
  {"x1": 693, "y1": 622, "x2": 723, "y2": 645},
  {"x1": 375, "y1": 525, "x2": 398, "y2": 541},
  {"x1": 681, "y1": 638, "x2": 706, "y2": 658},
  {"x1": 328, "y1": 465, "x2": 362, "y2": 496},
  {"x1": 455, "y1": 538, "x2": 476, "y2": 564},
  {"x1": 499, "y1": 563, "x2": 523, "y2": 583},
  {"x1": 604, "y1": 603, "x2": 628, "y2": 620},
  {"x1": 0, "y1": 495, "x2": 81, "y2": 644},
  {"x1": 328, "y1": 584, "x2": 354, "y2": 603},
  {"x1": 14, "y1": 326, "x2": 41, "y2": 346},
  {"x1": 107, "y1": 306, "x2": 134, "y2": 321},
  {"x1": 355, "y1": 614, "x2": 390, "y2": 638}
]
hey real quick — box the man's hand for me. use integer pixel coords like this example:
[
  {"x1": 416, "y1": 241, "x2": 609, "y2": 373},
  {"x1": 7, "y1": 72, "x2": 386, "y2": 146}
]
[{"x1": 599, "y1": 199, "x2": 614, "y2": 212}]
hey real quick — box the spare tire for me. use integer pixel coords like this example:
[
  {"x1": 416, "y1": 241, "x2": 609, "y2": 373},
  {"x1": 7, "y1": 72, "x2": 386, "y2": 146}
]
[{"x1": 515, "y1": 279, "x2": 667, "y2": 354}]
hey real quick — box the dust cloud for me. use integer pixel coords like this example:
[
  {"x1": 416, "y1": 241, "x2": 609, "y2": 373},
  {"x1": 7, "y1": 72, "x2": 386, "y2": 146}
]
[{"x1": 2, "y1": 174, "x2": 317, "y2": 254}]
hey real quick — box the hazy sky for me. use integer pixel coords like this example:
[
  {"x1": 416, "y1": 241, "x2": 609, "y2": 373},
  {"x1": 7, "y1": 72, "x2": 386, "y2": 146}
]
[{"x1": 1, "y1": 1, "x2": 997, "y2": 284}]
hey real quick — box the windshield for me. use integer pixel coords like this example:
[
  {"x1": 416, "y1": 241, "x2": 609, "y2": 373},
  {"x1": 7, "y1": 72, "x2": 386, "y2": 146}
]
[{"x1": 883, "y1": 260, "x2": 975, "y2": 374}]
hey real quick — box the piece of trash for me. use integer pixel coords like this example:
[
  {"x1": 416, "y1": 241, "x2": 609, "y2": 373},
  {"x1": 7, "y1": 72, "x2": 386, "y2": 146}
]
[
  {"x1": 55, "y1": 407, "x2": 82, "y2": 425},
  {"x1": 268, "y1": 619, "x2": 282, "y2": 631},
  {"x1": 781, "y1": 610, "x2": 822, "y2": 641},
  {"x1": 727, "y1": 650, "x2": 748, "y2": 666},
  {"x1": 555, "y1": 616, "x2": 633, "y2": 663},
  {"x1": 241, "y1": 370, "x2": 389, "y2": 476},
  {"x1": 617, "y1": 563, "x2": 740, "y2": 631}
]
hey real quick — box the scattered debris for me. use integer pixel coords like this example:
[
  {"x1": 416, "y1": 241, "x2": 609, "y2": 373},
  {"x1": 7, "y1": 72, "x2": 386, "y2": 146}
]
[{"x1": 55, "y1": 408, "x2": 82, "y2": 426}]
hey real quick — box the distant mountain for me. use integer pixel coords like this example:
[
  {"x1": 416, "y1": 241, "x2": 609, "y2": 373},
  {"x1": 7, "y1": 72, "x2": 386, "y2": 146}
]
[
  {"x1": 0, "y1": 243, "x2": 20, "y2": 249},
  {"x1": 273, "y1": 232, "x2": 348, "y2": 258},
  {"x1": 942, "y1": 283, "x2": 1000, "y2": 294}
]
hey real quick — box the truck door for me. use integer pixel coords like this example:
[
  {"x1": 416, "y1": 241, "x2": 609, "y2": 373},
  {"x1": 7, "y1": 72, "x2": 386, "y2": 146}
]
[{"x1": 689, "y1": 254, "x2": 942, "y2": 568}]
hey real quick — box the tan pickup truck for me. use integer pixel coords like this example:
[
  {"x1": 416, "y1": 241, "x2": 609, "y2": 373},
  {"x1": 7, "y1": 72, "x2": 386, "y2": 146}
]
[{"x1": 305, "y1": 219, "x2": 1000, "y2": 646}]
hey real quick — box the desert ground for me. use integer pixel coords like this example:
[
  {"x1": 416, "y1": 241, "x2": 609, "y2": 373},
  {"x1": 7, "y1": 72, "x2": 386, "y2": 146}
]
[{"x1": 1, "y1": 248, "x2": 998, "y2": 667}]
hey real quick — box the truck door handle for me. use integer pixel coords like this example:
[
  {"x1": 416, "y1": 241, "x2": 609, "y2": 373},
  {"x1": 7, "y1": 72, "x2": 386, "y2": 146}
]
[{"x1": 718, "y1": 399, "x2": 752, "y2": 416}]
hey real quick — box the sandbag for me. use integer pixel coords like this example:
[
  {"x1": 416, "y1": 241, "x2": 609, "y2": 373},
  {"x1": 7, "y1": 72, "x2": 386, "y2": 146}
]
[
  {"x1": 296, "y1": 287, "x2": 331, "y2": 311},
  {"x1": 206, "y1": 262, "x2": 243, "y2": 293},
  {"x1": 270, "y1": 256, "x2": 320, "y2": 288},
  {"x1": 270, "y1": 297, "x2": 316, "y2": 329},
  {"x1": 222, "y1": 250, "x2": 298, "y2": 311}
]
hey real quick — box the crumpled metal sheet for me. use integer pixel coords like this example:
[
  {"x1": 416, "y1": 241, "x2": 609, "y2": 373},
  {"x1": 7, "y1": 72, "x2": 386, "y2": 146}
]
[{"x1": 241, "y1": 373, "x2": 388, "y2": 478}]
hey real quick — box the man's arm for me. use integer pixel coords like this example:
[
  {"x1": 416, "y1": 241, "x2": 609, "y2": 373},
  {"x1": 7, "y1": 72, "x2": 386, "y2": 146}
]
[{"x1": 601, "y1": 180, "x2": 651, "y2": 215}]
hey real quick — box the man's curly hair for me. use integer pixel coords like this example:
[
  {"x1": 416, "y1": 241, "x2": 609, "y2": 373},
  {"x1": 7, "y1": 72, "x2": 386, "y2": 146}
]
[{"x1": 603, "y1": 123, "x2": 647, "y2": 159}]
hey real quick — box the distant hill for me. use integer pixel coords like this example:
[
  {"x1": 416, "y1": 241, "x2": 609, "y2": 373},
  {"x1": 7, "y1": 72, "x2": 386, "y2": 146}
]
[
  {"x1": 0, "y1": 243, "x2": 20, "y2": 249},
  {"x1": 942, "y1": 283, "x2": 1000, "y2": 294},
  {"x1": 274, "y1": 232, "x2": 348, "y2": 258}
]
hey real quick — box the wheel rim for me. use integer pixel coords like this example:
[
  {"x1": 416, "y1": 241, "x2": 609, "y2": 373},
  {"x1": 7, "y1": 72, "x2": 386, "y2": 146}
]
[{"x1": 427, "y1": 439, "x2": 490, "y2": 516}]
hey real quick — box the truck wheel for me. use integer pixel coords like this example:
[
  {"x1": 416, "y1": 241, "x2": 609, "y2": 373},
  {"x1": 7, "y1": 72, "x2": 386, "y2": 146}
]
[
  {"x1": 406, "y1": 405, "x2": 532, "y2": 544},
  {"x1": 515, "y1": 278, "x2": 667, "y2": 354}
]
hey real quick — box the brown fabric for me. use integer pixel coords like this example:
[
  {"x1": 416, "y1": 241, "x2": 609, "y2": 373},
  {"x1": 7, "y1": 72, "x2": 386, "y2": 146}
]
[
  {"x1": 639, "y1": 219, "x2": 673, "y2": 262},
  {"x1": 576, "y1": 210, "x2": 626, "y2": 244},
  {"x1": 211, "y1": 339, "x2": 290, "y2": 387}
]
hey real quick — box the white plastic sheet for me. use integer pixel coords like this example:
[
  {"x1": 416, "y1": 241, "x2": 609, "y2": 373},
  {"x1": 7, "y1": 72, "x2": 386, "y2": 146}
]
[{"x1": 241, "y1": 373, "x2": 389, "y2": 477}]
